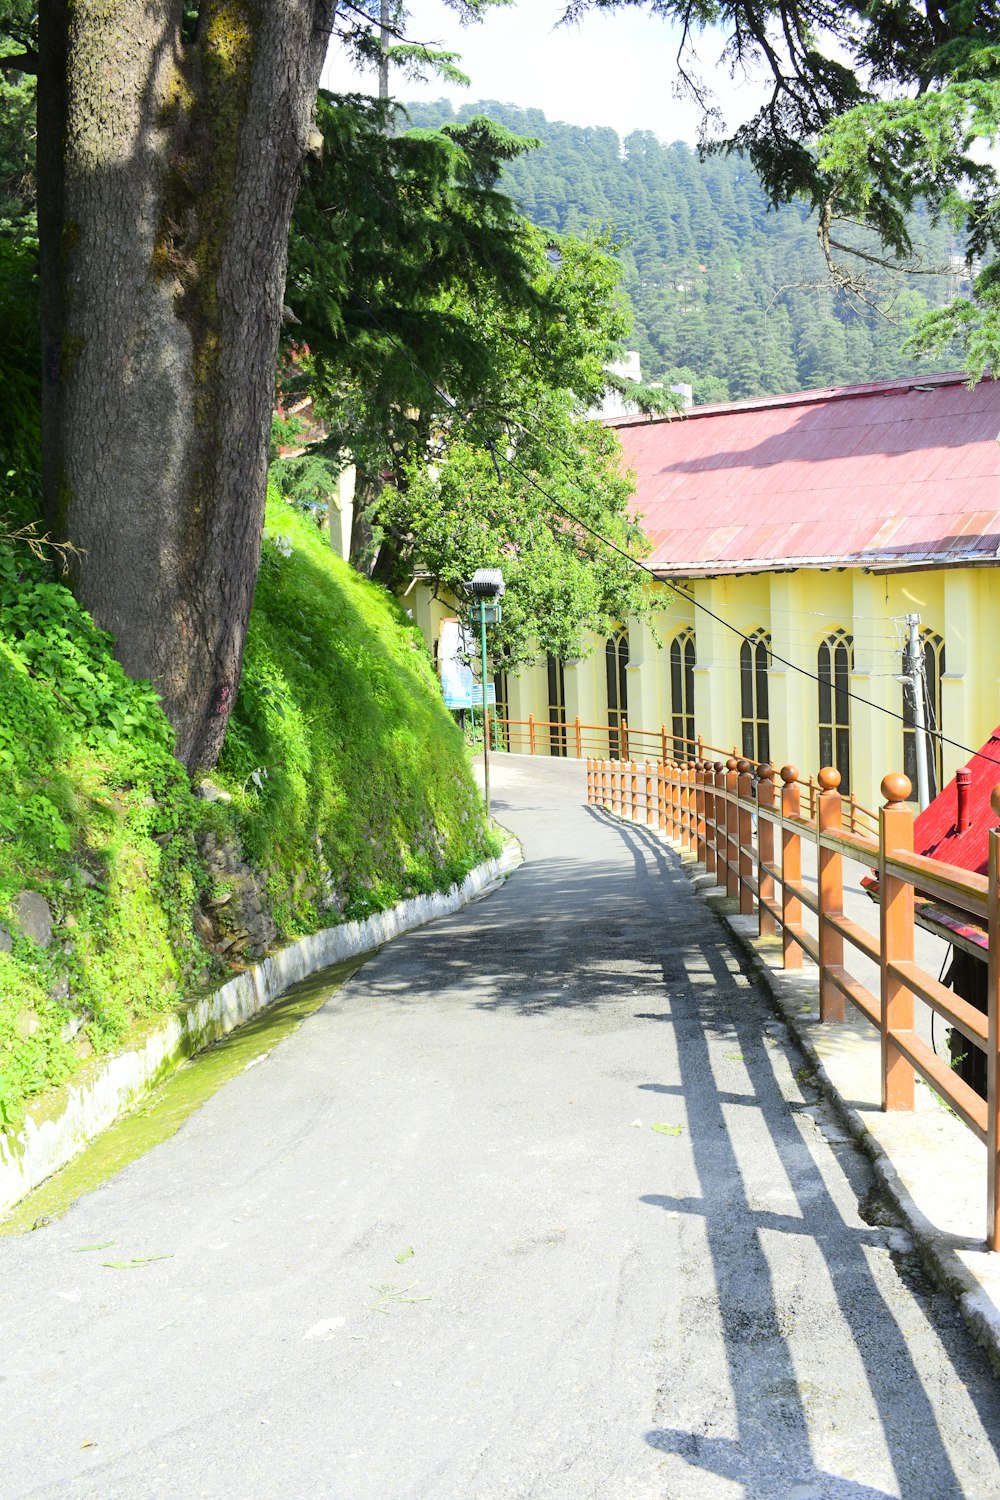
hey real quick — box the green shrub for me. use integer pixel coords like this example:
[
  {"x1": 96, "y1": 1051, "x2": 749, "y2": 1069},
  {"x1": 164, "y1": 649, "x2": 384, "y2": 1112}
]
[{"x1": 0, "y1": 489, "x2": 491, "y2": 1129}]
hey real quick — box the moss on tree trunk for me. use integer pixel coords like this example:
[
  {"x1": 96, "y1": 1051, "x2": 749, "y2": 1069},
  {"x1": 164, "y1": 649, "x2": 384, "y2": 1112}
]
[{"x1": 37, "y1": 0, "x2": 336, "y2": 769}]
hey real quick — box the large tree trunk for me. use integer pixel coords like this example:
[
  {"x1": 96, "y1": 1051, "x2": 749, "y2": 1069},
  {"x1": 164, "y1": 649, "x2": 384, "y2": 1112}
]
[{"x1": 37, "y1": 0, "x2": 336, "y2": 769}]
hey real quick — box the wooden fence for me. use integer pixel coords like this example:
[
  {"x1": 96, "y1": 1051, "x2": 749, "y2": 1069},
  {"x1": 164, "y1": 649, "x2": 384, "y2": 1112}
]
[
  {"x1": 585, "y1": 752, "x2": 1000, "y2": 1252},
  {"x1": 490, "y1": 713, "x2": 875, "y2": 835}
]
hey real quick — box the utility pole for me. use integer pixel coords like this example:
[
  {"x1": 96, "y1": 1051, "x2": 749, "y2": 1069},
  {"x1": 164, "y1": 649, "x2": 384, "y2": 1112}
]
[{"x1": 906, "y1": 612, "x2": 932, "y2": 810}]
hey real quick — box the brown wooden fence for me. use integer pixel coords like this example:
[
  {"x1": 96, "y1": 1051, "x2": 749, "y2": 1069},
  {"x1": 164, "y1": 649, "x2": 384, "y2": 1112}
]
[{"x1": 585, "y1": 752, "x2": 1000, "y2": 1252}]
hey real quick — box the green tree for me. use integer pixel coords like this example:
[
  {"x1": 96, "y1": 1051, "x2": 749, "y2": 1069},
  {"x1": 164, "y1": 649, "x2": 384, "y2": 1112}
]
[
  {"x1": 284, "y1": 99, "x2": 659, "y2": 658},
  {"x1": 1, "y1": 0, "x2": 507, "y2": 771},
  {"x1": 561, "y1": 0, "x2": 1000, "y2": 372}
]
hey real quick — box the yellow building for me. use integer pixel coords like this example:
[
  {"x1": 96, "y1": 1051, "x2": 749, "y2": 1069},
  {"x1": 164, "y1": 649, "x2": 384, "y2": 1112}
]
[{"x1": 410, "y1": 373, "x2": 1000, "y2": 813}]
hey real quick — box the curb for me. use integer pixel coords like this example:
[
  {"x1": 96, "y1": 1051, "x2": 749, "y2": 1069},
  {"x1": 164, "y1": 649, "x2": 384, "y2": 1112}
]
[{"x1": 0, "y1": 839, "x2": 523, "y2": 1219}]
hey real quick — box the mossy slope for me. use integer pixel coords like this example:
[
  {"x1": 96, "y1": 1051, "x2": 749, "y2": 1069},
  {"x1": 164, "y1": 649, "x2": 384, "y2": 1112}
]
[{"x1": 0, "y1": 492, "x2": 491, "y2": 1130}]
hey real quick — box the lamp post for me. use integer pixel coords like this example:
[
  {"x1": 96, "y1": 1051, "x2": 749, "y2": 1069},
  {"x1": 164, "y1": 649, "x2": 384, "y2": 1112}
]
[{"x1": 466, "y1": 568, "x2": 505, "y2": 817}]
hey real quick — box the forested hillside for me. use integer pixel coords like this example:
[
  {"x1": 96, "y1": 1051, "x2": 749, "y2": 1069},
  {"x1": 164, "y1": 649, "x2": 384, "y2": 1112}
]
[{"x1": 405, "y1": 100, "x2": 965, "y2": 402}]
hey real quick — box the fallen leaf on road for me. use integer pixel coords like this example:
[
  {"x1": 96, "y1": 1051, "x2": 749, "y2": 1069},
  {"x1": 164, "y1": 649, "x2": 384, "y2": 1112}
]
[
  {"x1": 651, "y1": 1123, "x2": 684, "y2": 1136},
  {"x1": 75, "y1": 1241, "x2": 115, "y2": 1252},
  {"x1": 102, "y1": 1255, "x2": 173, "y2": 1269},
  {"x1": 368, "y1": 1281, "x2": 432, "y2": 1313},
  {"x1": 395, "y1": 1246, "x2": 414, "y2": 1264}
]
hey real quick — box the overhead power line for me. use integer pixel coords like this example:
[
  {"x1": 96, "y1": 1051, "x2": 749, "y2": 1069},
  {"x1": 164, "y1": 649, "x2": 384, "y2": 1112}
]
[{"x1": 322, "y1": 270, "x2": 1000, "y2": 774}]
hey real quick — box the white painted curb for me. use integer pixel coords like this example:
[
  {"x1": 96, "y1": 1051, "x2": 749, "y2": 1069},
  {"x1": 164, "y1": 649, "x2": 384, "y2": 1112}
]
[{"x1": 0, "y1": 840, "x2": 522, "y2": 1218}]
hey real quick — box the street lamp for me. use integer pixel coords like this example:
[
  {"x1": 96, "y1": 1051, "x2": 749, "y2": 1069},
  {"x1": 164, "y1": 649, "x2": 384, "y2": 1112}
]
[{"x1": 465, "y1": 568, "x2": 505, "y2": 817}]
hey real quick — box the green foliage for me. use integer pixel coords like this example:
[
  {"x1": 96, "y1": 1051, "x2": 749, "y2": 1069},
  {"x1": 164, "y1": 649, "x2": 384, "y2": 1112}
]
[
  {"x1": 0, "y1": 540, "x2": 207, "y2": 1129},
  {"x1": 405, "y1": 99, "x2": 964, "y2": 400},
  {"x1": 558, "y1": 1, "x2": 1000, "y2": 376},
  {"x1": 286, "y1": 91, "x2": 542, "y2": 476},
  {"x1": 396, "y1": 422, "x2": 651, "y2": 671},
  {"x1": 287, "y1": 97, "x2": 656, "y2": 659},
  {"x1": 216, "y1": 489, "x2": 493, "y2": 923},
  {"x1": 0, "y1": 493, "x2": 492, "y2": 1130}
]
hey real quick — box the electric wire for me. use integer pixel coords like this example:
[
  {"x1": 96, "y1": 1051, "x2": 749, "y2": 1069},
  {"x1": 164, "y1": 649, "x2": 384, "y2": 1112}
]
[{"x1": 321, "y1": 271, "x2": 1000, "y2": 771}]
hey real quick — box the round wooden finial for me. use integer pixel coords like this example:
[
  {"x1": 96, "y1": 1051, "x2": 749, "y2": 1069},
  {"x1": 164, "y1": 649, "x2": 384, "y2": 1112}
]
[
  {"x1": 881, "y1": 773, "x2": 912, "y2": 806},
  {"x1": 818, "y1": 766, "x2": 841, "y2": 792},
  {"x1": 737, "y1": 758, "x2": 752, "y2": 774},
  {"x1": 757, "y1": 763, "x2": 775, "y2": 782},
  {"x1": 726, "y1": 757, "x2": 738, "y2": 771},
  {"x1": 991, "y1": 784, "x2": 1000, "y2": 820},
  {"x1": 714, "y1": 761, "x2": 725, "y2": 773},
  {"x1": 780, "y1": 765, "x2": 799, "y2": 784}
]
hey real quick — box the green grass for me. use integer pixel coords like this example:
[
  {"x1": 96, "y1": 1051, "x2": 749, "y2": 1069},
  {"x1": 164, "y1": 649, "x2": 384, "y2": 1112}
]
[{"x1": 0, "y1": 487, "x2": 492, "y2": 1131}]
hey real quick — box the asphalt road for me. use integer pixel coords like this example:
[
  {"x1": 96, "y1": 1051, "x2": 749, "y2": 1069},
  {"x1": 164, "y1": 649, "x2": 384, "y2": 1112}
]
[{"x1": 4, "y1": 754, "x2": 1000, "y2": 1500}]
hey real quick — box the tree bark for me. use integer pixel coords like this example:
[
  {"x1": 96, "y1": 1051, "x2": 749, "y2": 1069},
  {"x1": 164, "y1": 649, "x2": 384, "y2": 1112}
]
[{"x1": 37, "y1": 0, "x2": 336, "y2": 769}]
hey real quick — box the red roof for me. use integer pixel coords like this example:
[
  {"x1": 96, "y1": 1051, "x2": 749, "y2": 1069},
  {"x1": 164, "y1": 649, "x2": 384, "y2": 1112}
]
[
  {"x1": 613, "y1": 373, "x2": 1000, "y2": 574},
  {"x1": 913, "y1": 727, "x2": 1000, "y2": 874}
]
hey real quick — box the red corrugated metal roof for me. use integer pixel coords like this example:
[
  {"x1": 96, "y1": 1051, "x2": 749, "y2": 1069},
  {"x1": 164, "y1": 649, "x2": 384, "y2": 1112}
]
[
  {"x1": 613, "y1": 373, "x2": 1000, "y2": 573},
  {"x1": 913, "y1": 729, "x2": 1000, "y2": 874}
]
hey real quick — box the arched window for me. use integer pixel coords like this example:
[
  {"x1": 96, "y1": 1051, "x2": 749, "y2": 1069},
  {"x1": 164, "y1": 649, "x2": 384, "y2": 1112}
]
[
  {"x1": 606, "y1": 628, "x2": 629, "y2": 757},
  {"x1": 670, "y1": 628, "x2": 696, "y2": 757},
  {"x1": 818, "y1": 631, "x2": 853, "y2": 792},
  {"x1": 903, "y1": 629, "x2": 945, "y2": 797},
  {"x1": 547, "y1": 655, "x2": 567, "y2": 757},
  {"x1": 740, "y1": 630, "x2": 770, "y2": 765}
]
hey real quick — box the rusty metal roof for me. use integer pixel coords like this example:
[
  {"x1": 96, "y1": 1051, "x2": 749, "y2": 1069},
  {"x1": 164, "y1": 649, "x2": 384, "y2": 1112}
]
[{"x1": 612, "y1": 373, "x2": 1000, "y2": 575}]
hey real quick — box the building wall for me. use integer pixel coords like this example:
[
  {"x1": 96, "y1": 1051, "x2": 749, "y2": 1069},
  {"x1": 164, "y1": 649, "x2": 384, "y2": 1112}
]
[{"x1": 411, "y1": 566, "x2": 1000, "y2": 812}]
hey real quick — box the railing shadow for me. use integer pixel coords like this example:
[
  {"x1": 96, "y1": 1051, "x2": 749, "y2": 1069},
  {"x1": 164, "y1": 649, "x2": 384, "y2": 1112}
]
[{"x1": 604, "y1": 814, "x2": 1000, "y2": 1497}]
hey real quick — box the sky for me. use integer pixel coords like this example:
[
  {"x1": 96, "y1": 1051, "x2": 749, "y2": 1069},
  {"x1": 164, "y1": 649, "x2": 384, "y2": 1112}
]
[{"x1": 320, "y1": 1, "x2": 771, "y2": 145}]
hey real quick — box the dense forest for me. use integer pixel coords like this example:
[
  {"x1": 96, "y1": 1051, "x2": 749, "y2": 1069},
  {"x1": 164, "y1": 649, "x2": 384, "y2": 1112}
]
[{"x1": 404, "y1": 100, "x2": 965, "y2": 403}]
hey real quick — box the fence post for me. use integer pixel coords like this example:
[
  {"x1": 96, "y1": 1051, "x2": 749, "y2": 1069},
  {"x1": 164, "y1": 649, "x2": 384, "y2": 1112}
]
[
  {"x1": 528, "y1": 713, "x2": 536, "y2": 756},
  {"x1": 713, "y1": 761, "x2": 727, "y2": 885},
  {"x1": 670, "y1": 763, "x2": 681, "y2": 841},
  {"x1": 601, "y1": 759, "x2": 609, "y2": 807},
  {"x1": 675, "y1": 762, "x2": 687, "y2": 851},
  {"x1": 879, "y1": 773, "x2": 915, "y2": 1111},
  {"x1": 574, "y1": 716, "x2": 582, "y2": 759},
  {"x1": 685, "y1": 763, "x2": 697, "y2": 855},
  {"x1": 611, "y1": 760, "x2": 620, "y2": 815},
  {"x1": 780, "y1": 766, "x2": 803, "y2": 970},
  {"x1": 757, "y1": 764, "x2": 776, "y2": 938},
  {"x1": 658, "y1": 759, "x2": 667, "y2": 835},
  {"x1": 725, "y1": 758, "x2": 740, "y2": 899},
  {"x1": 817, "y1": 766, "x2": 845, "y2": 1023},
  {"x1": 695, "y1": 762, "x2": 708, "y2": 865},
  {"x1": 703, "y1": 762, "x2": 716, "y2": 879},
  {"x1": 645, "y1": 761, "x2": 656, "y2": 826},
  {"x1": 660, "y1": 723, "x2": 668, "y2": 764},
  {"x1": 629, "y1": 760, "x2": 638, "y2": 819},
  {"x1": 586, "y1": 757, "x2": 593, "y2": 805},
  {"x1": 621, "y1": 718, "x2": 629, "y2": 761},
  {"x1": 988, "y1": 790, "x2": 1000, "y2": 1250},
  {"x1": 737, "y1": 759, "x2": 754, "y2": 916}
]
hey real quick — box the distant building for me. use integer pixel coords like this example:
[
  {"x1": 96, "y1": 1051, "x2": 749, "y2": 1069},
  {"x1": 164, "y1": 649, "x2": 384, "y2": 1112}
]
[{"x1": 409, "y1": 372, "x2": 1000, "y2": 812}]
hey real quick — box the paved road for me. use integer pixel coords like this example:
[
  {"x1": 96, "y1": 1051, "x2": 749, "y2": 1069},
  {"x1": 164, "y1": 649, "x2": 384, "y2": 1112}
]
[{"x1": 4, "y1": 755, "x2": 1000, "y2": 1499}]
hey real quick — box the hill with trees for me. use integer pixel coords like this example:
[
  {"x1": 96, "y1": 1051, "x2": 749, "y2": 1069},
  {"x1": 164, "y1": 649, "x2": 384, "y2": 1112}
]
[{"x1": 404, "y1": 99, "x2": 966, "y2": 403}]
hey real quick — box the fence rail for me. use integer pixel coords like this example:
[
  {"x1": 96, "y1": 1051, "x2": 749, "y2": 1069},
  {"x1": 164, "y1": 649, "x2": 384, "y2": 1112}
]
[
  {"x1": 490, "y1": 712, "x2": 878, "y2": 835},
  {"x1": 584, "y1": 751, "x2": 1000, "y2": 1251}
]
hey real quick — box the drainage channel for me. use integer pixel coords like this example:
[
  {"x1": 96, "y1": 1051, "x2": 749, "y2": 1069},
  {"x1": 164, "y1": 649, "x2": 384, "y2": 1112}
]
[{"x1": 0, "y1": 956, "x2": 364, "y2": 1236}]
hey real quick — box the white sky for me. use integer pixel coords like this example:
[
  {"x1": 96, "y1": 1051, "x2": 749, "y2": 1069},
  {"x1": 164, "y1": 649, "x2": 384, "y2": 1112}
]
[{"x1": 321, "y1": 0, "x2": 771, "y2": 144}]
